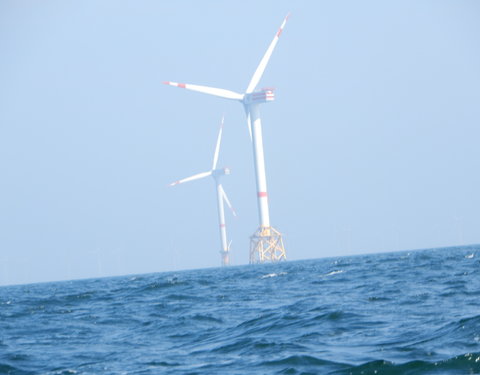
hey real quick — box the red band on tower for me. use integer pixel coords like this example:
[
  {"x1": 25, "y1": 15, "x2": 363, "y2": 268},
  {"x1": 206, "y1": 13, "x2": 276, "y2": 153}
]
[{"x1": 258, "y1": 192, "x2": 268, "y2": 198}]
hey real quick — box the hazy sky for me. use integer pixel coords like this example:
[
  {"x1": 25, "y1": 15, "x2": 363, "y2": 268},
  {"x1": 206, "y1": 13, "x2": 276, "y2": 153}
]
[{"x1": 1, "y1": 1, "x2": 479, "y2": 285}]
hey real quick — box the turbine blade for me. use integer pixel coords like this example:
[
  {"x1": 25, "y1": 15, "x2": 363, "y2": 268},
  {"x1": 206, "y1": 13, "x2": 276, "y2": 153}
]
[
  {"x1": 169, "y1": 171, "x2": 212, "y2": 186},
  {"x1": 228, "y1": 240, "x2": 232, "y2": 251},
  {"x1": 163, "y1": 81, "x2": 243, "y2": 101},
  {"x1": 245, "y1": 108, "x2": 252, "y2": 142},
  {"x1": 220, "y1": 185, "x2": 237, "y2": 217},
  {"x1": 212, "y1": 115, "x2": 224, "y2": 170},
  {"x1": 245, "y1": 14, "x2": 290, "y2": 94}
]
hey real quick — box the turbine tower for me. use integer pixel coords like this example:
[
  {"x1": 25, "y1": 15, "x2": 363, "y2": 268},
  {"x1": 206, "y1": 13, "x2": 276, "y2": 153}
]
[
  {"x1": 170, "y1": 117, "x2": 236, "y2": 266},
  {"x1": 164, "y1": 15, "x2": 289, "y2": 264}
]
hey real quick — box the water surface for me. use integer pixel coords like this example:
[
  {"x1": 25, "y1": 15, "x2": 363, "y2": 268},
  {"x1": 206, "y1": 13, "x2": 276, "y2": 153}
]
[{"x1": 1, "y1": 246, "x2": 480, "y2": 374}]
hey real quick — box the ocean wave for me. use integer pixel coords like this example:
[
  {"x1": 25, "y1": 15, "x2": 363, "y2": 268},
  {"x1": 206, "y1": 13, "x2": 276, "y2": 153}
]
[
  {"x1": 256, "y1": 352, "x2": 480, "y2": 374},
  {"x1": 260, "y1": 272, "x2": 287, "y2": 279},
  {"x1": 334, "y1": 352, "x2": 480, "y2": 374},
  {"x1": 0, "y1": 363, "x2": 31, "y2": 375},
  {"x1": 263, "y1": 354, "x2": 341, "y2": 368},
  {"x1": 312, "y1": 310, "x2": 360, "y2": 322}
]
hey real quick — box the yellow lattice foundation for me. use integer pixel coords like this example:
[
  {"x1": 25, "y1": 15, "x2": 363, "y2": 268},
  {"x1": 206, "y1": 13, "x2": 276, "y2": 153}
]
[{"x1": 249, "y1": 226, "x2": 287, "y2": 264}]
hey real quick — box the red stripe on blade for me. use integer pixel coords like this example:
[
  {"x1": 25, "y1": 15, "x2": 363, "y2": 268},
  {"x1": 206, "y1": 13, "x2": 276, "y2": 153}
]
[{"x1": 178, "y1": 83, "x2": 186, "y2": 88}]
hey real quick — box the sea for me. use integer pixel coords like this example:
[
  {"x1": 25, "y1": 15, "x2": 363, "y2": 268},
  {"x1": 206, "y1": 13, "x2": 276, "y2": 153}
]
[{"x1": 1, "y1": 246, "x2": 479, "y2": 375}]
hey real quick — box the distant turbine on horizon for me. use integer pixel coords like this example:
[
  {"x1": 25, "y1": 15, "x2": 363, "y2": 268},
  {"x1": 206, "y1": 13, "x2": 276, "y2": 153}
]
[
  {"x1": 169, "y1": 116, "x2": 236, "y2": 266},
  {"x1": 164, "y1": 15, "x2": 289, "y2": 263}
]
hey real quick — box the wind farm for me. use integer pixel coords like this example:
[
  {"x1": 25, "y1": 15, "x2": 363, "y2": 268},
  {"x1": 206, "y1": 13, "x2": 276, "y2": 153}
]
[
  {"x1": 165, "y1": 15, "x2": 290, "y2": 264},
  {"x1": 169, "y1": 117, "x2": 236, "y2": 266}
]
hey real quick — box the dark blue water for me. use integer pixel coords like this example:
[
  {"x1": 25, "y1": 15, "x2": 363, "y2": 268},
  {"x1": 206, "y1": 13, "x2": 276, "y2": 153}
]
[{"x1": 1, "y1": 246, "x2": 480, "y2": 374}]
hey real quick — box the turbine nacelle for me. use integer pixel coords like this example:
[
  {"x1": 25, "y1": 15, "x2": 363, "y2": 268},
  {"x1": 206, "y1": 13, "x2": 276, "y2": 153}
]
[
  {"x1": 243, "y1": 89, "x2": 275, "y2": 105},
  {"x1": 212, "y1": 167, "x2": 230, "y2": 179}
]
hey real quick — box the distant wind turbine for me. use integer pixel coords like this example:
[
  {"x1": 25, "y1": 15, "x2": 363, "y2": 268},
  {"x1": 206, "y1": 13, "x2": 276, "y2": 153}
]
[
  {"x1": 164, "y1": 15, "x2": 289, "y2": 263},
  {"x1": 169, "y1": 116, "x2": 236, "y2": 266}
]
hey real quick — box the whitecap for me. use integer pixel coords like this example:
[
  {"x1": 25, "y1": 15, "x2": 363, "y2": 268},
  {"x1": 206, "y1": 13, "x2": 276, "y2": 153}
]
[
  {"x1": 261, "y1": 273, "x2": 277, "y2": 279},
  {"x1": 465, "y1": 253, "x2": 474, "y2": 259},
  {"x1": 323, "y1": 270, "x2": 344, "y2": 277},
  {"x1": 260, "y1": 272, "x2": 287, "y2": 279}
]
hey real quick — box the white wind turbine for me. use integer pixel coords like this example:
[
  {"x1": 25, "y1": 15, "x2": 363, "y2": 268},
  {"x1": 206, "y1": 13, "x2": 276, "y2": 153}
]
[
  {"x1": 170, "y1": 116, "x2": 236, "y2": 266},
  {"x1": 164, "y1": 15, "x2": 289, "y2": 263}
]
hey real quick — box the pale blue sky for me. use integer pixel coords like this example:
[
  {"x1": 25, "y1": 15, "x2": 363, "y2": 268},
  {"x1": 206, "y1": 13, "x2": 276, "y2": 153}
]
[{"x1": 1, "y1": 1, "x2": 479, "y2": 285}]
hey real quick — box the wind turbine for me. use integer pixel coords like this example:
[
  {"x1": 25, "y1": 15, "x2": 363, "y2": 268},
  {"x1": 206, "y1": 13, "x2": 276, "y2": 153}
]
[
  {"x1": 164, "y1": 15, "x2": 289, "y2": 263},
  {"x1": 170, "y1": 116, "x2": 236, "y2": 266}
]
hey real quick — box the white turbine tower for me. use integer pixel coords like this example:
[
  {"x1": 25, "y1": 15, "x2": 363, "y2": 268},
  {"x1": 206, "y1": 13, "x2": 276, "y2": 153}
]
[
  {"x1": 170, "y1": 117, "x2": 236, "y2": 266},
  {"x1": 164, "y1": 15, "x2": 289, "y2": 263}
]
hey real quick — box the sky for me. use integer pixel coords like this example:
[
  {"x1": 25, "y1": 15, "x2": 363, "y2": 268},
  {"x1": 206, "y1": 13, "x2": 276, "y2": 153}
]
[{"x1": 1, "y1": 0, "x2": 479, "y2": 286}]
